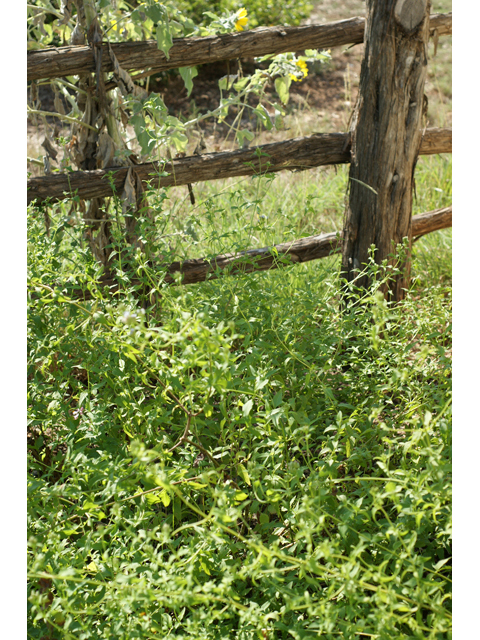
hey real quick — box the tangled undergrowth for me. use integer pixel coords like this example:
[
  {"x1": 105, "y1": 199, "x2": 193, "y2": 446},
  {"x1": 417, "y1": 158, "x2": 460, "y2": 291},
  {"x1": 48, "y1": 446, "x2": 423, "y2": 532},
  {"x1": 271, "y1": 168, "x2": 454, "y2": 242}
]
[{"x1": 27, "y1": 167, "x2": 451, "y2": 638}]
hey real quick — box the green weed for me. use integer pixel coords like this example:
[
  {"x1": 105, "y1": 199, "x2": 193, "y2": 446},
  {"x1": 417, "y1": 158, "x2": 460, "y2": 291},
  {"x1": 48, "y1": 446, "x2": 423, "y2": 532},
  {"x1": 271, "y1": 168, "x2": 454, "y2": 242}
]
[{"x1": 28, "y1": 155, "x2": 451, "y2": 638}]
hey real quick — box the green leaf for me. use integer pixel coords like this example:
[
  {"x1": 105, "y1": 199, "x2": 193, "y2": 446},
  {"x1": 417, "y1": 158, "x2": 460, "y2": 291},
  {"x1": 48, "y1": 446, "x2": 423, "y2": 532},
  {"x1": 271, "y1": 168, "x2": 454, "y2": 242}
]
[
  {"x1": 160, "y1": 489, "x2": 171, "y2": 507},
  {"x1": 233, "y1": 76, "x2": 250, "y2": 91},
  {"x1": 189, "y1": 482, "x2": 208, "y2": 489},
  {"x1": 385, "y1": 482, "x2": 397, "y2": 494},
  {"x1": 434, "y1": 557, "x2": 451, "y2": 571},
  {"x1": 145, "y1": 4, "x2": 164, "y2": 24},
  {"x1": 170, "y1": 129, "x2": 188, "y2": 153},
  {"x1": 272, "y1": 391, "x2": 283, "y2": 408},
  {"x1": 124, "y1": 351, "x2": 137, "y2": 363},
  {"x1": 242, "y1": 399, "x2": 253, "y2": 417},
  {"x1": 254, "y1": 105, "x2": 273, "y2": 130},
  {"x1": 130, "y1": 113, "x2": 157, "y2": 155},
  {"x1": 259, "y1": 512, "x2": 269, "y2": 525},
  {"x1": 156, "y1": 11, "x2": 173, "y2": 60},
  {"x1": 204, "y1": 403, "x2": 213, "y2": 417},
  {"x1": 179, "y1": 66, "x2": 198, "y2": 97},
  {"x1": 218, "y1": 74, "x2": 237, "y2": 91},
  {"x1": 173, "y1": 496, "x2": 182, "y2": 522},
  {"x1": 274, "y1": 76, "x2": 292, "y2": 105},
  {"x1": 199, "y1": 559, "x2": 211, "y2": 575},
  {"x1": 236, "y1": 128, "x2": 254, "y2": 148},
  {"x1": 237, "y1": 463, "x2": 251, "y2": 486}
]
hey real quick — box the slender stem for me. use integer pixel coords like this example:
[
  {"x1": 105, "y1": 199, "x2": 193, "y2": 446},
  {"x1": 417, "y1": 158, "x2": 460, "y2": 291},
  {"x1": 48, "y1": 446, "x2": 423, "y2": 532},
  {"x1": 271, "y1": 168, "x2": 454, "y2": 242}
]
[
  {"x1": 167, "y1": 414, "x2": 191, "y2": 453},
  {"x1": 27, "y1": 4, "x2": 63, "y2": 20},
  {"x1": 27, "y1": 106, "x2": 97, "y2": 131},
  {"x1": 183, "y1": 437, "x2": 219, "y2": 468}
]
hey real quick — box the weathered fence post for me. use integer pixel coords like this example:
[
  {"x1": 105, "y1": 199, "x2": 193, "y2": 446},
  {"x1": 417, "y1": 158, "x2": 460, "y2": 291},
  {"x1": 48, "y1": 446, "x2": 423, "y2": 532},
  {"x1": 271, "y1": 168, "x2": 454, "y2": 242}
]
[{"x1": 341, "y1": 0, "x2": 431, "y2": 301}]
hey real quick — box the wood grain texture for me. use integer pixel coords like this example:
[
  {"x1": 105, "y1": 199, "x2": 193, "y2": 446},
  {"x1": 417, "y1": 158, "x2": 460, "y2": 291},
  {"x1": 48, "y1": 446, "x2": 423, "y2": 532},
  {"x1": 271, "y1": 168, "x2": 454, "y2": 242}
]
[
  {"x1": 342, "y1": 0, "x2": 432, "y2": 301},
  {"x1": 69, "y1": 205, "x2": 451, "y2": 297},
  {"x1": 27, "y1": 13, "x2": 451, "y2": 81},
  {"x1": 27, "y1": 127, "x2": 451, "y2": 205},
  {"x1": 395, "y1": 0, "x2": 428, "y2": 32}
]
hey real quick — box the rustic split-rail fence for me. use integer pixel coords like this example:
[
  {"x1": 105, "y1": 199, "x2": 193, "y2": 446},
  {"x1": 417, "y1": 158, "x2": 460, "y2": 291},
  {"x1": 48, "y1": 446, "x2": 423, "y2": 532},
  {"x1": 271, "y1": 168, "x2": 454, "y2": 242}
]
[{"x1": 27, "y1": 3, "x2": 452, "y2": 301}]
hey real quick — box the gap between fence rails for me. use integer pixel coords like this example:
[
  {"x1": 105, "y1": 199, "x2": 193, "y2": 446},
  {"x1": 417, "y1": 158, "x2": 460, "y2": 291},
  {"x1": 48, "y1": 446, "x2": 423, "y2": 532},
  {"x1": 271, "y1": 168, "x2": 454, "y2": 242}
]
[
  {"x1": 27, "y1": 13, "x2": 452, "y2": 82},
  {"x1": 66, "y1": 206, "x2": 451, "y2": 298}
]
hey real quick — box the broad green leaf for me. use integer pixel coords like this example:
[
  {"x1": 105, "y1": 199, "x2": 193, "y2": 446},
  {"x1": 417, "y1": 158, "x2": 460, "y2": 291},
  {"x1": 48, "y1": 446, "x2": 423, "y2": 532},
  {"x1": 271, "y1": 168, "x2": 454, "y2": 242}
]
[
  {"x1": 385, "y1": 482, "x2": 397, "y2": 493},
  {"x1": 254, "y1": 105, "x2": 273, "y2": 130},
  {"x1": 274, "y1": 76, "x2": 292, "y2": 105},
  {"x1": 204, "y1": 404, "x2": 213, "y2": 417},
  {"x1": 173, "y1": 496, "x2": 182, "y2": 522},
  {"x1": 259, "y1": 512, "x2": 269, "y2": 525},
  {"x1": 434, "y1": 557, "x2": 451, "y2": 571},
  {"x1": 160, "y1": 489, "x2": 171, "y2": 507},
  {"x1": 237, "y1": 463, "x2": 251, "y2": 486},
  {"x1": 218, "y1": 74, "x2": 237, "y2": 91},
  {"x1": 189, "y1": 482, "x2": 208, "y2": 489},
  {"x1": 236, "y1": 129, "x2": 254, "y2": 148},
  {"x1": 145, "y1": 4, "x2": 164, "y2": 24},
  {"x1": 170, "y1": 130, "x2": 188, "y2": 153},
  {"x1": 85, "y1": 561, "x2": 98, "y2": 573},
  {"x1": 179, "y1": 66, "x2": 198, "y2": 97},
  {"x1": 156, "y1": 12, "x2": 173, "y2": 60},
  {"x1": 242, "y1": 399, "x2": 253, "y2": 417},
  {"x1": 234, "y1": 76, "x2": 250, "y2": 91},
  {"x1": 199, "y1": 559, "x2": 211, "y2": 575},
  {"x1": 130, "y1": 113, "x2": 157, "y2": 155}
]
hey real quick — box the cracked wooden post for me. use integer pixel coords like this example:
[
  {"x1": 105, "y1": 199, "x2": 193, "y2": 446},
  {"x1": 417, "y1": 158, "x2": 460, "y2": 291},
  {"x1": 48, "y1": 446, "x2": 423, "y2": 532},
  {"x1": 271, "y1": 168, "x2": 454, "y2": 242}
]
[{"x1": 341, "y1": 0, "x2": 431, "y2": 301}]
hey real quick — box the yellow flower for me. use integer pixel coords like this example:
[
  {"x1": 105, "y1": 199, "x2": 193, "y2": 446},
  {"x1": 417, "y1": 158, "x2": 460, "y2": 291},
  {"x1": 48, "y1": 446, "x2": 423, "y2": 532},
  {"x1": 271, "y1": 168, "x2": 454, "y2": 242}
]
[
  {"x1": 296, "y1": 59, "x2": 308, "y2": 78},
  {"x1": 235, "y1": 8, "x2": 248, "y2": 31},
  {"x1": 290, "y1": 59, "x2": 308, "y2": 82}
]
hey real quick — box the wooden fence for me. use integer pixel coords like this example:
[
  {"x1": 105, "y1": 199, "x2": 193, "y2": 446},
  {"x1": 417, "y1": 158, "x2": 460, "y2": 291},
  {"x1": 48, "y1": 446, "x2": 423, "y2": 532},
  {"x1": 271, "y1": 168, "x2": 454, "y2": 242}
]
[
  {"x1": 27, "y1": 13, "x2": 451, "y2": 82},
  {"x1": 75, "y1": 206, "x2": 451, "y2": 298},
  {"x1": 27, "y1": 8, "x2": 452, "y2": 292}
]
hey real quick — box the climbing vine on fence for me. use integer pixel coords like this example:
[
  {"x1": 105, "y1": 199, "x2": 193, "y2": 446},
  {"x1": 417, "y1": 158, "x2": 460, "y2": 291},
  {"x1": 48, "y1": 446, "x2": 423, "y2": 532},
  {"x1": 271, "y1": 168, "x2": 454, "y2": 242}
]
[{"x1": 27, "y1": 0, "x2": 329, "y2": 276}]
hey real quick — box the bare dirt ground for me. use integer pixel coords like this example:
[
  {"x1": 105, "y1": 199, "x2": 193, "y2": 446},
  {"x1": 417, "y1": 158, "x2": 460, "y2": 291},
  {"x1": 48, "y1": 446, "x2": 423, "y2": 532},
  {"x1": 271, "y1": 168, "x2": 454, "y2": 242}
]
[{"x1": 27, "y1": 1, "x2": 451, "y2": 175}]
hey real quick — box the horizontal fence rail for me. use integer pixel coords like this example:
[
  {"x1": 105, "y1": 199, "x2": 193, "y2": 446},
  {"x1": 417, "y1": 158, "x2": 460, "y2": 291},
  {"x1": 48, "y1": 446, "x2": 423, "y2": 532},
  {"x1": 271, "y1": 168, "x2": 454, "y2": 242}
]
[
  {"x1": 69, "y1": 206, "x2": 451, "y2": 297},
  {"x1": 27, "y1": 13, "x2": 452, "y2": 82},
  {"x1": 27, "y1": 127, "x2": 452, "y2": 205}
]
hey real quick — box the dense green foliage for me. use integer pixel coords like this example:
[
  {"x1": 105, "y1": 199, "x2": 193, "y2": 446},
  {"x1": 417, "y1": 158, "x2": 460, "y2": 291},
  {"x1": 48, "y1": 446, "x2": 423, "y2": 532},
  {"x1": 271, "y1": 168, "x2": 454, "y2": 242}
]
[
  {"x1": 27, "y1": 0, "x2": 452, "y2": 635},
  {"x1": 28, "y1": 156, "x2": 452, "y2": 639}
]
